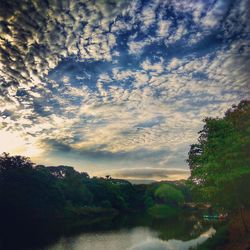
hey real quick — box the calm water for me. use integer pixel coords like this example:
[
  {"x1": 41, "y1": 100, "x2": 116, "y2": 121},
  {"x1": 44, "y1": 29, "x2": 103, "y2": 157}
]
[
  {"x1": 39, "y1": 214, "x2": 216, "y2": 250},
  {"x1": 1, "y1": 213, "x2": 217, "y2": 249},
  {"x1": 44, "y1": 226, "x2": 215, "y2": 250}
]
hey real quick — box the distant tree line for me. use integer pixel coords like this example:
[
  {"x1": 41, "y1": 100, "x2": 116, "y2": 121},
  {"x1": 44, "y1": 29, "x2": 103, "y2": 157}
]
[{"x1": 0, "y1": 153, "x2": 190, "y2": 225}]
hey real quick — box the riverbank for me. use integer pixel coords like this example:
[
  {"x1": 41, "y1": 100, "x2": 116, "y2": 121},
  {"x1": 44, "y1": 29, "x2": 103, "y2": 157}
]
[
  {"x1": 220, "y1": 209, "x2": 250, "y2": 250},
  {"x1": 196, "y1": 209, "x2": 250, "y2": 250}
]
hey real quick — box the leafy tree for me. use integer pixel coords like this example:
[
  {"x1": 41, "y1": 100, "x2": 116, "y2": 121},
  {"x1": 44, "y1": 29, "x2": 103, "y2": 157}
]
[
  {"x1": 85, "y1": 177, "x2": 128, "y2": 210},
  {"x1": 0, "y1": 154, "x2": 65, "y2": 220},
  {"x1": 53, "y1": 167, "x2": 92, "y2": 207},
  {"x1": 154, "y1": 184, "x2": 184, "y2": 207},
  {"x1": 0, "y1": 153, "x2": 33, "y2": 173},
  {"x1": 187, "y1": 100, "x2": 250, "y2": 231}
]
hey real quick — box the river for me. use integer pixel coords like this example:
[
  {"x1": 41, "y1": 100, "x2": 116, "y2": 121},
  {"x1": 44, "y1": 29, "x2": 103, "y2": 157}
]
[
  {"x1": 44, "y1": 226, "x2": 215, "y2": 250},
  {"x1": 0, "y1": 213, "x2": 217, "y2": 249},
  {"x1": 39, "y1": 213, "x2": 216, "y2": 250}
]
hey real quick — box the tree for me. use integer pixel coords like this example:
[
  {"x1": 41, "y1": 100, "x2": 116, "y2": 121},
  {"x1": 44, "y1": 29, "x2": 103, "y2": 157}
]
[
  {"x1": 187, "y1": 100, "x2": 250, "y2": 231},
  {"x1": 46, "y1": 166, "x2": 93, "y2": 207},
  {"x1": 0, "y1": 153, "x2": 33, "y2": 173},
  {"x1": 0, "y1": 154, "x2": 65, "y2": 220},
  {"x1": 154, "y1": 184, "x2": 184, "y2": 207}
]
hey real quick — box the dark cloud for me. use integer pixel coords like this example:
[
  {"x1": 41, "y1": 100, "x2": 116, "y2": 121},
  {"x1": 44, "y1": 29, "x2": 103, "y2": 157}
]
[{"x1": 43, "y1": 138, "x2": 169, "y2": 163}]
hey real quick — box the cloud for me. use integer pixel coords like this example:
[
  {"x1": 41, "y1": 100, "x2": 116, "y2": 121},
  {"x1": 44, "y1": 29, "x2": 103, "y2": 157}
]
[
  {"x1": 127, "y1": 36, "x2": 158, "y2": 55},
  {"x1": 99, "y1": 167, "x2": 190, "y2": 180},
  {"x1": 141, "y1": 58, "x2": 164, "y2": 73},
  {"x1": 0, "y1": 0, "x2": 130, "y2": 92},
  {"x1": 0, "y1": 0, "x2": 249, "y2": 178},
  {"x1": 165, "y1": 23, "x2": 187, "y2": 45},
  {"x1": 202, "y1": 0, "x2": 231, "y2": 28},
  {"x1": 157, "y1": 20, "x2": 172, "y2": 37},
  {"x1": 140, "y1": 3, "x2": 157, "y2": 31},
  {"x1": 167, "y1": 57, "x2": 184, "y2": 70}
]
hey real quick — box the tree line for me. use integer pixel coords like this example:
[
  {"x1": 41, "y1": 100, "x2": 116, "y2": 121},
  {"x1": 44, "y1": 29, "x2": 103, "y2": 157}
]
[{"x1": 0, "y1": 153, "x2": 189, "y2": 225}]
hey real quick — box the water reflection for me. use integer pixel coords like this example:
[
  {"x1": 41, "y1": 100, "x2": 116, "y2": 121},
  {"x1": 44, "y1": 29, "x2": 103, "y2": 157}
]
[
  {"x1": 0, "y1": 213, "x2": 218, "y2": 249},
  {"x1": 45, "y1": 227, "x2": 215, "y2": 250},
  {"x1": 130, "y1": 227, "x2": 215, "y2": 250}
]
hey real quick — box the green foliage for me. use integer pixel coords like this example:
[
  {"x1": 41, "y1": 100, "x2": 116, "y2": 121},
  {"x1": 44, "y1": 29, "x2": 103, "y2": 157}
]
[
  {"x1": 187, "y1": 100, "x2": 250, "y2": 210},
  {"x1": 144, "y1": 195, "x2": 154, "y2": 208},
  {"x1": 147, "y1": 204, "x2": 179, "y2": 219},
  {"x1": 0, "y1": 154, "x2": 65, "y2": 218},
  {"x1": 142, "y1": 182, "x2": 187, "y2": 219},
  {"x1": 154, "y1": 184, "x2": 184, "y2": 206},
  {"x1": 84, "y1": 178, "x2": 128, "y2": 210},
  {"x1": 0, "y1": 153, "x2": 146, "y2": 222}
]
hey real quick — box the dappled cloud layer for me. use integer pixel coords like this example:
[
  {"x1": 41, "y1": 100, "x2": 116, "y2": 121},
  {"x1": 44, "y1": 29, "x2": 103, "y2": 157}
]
[{"x1": 0, "y1": 0, "x2": 249, "y2": 178}]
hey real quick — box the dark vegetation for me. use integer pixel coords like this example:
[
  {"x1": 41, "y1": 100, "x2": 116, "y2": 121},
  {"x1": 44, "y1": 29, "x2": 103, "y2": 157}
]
[{"x1": 0, "y1": 153, "x2": 191, "y2": 222}]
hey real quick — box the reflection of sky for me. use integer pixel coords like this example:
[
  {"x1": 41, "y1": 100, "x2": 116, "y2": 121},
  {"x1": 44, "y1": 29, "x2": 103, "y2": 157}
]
[
  {"x1": 0, "y1": 0, "x2": 249, "y2": 179},
  {"x1": 130, "y1": 227, "x2": 216, "y2": 250},
  {"x1": 45, "y1": 226, "x2": 215, "y2": 250}
]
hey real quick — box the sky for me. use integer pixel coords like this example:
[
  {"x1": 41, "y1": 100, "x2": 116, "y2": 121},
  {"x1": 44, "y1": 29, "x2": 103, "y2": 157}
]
[{"x1": 0, "y1": 0, "x2": 249, "y2": 181}]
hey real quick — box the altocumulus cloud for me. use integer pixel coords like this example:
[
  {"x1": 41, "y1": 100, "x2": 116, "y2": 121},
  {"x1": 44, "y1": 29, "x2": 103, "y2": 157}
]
[{"x1": 0, "y1": 0, "x2": 249, "y2": 179}]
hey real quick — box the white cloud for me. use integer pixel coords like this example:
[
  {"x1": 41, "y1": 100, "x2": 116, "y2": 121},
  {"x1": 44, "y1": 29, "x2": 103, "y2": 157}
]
[
  {"x1": 202, "y1": 0, "x2": 231, "y2": 28},
  {"x1": 140, "y1": 6, "x2": 156, "y2": 30},
  {"x1": 166, "y1": 23, "x2": 187, "y2": 45},
  {"x1": 127, "y1": 36, "x2": 158, "y2": 55},
  {"x1": 140, "y1": 0, "x2": 161, "y2": 31},
  {"x1": 157, "y1": 19, "x2": 172, "y2": 37},
  {"x1": 167, "y1": 57, "x2": 184, "y2": 70},
  {"x1": 141, "y1": 58, "x2": 164, "y2": 73}
]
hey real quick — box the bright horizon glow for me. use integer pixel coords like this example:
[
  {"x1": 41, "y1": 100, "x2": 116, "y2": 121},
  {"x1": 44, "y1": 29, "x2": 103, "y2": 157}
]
[{"x1": 0, "y1": 131, "x2": 44, "y2": 157}]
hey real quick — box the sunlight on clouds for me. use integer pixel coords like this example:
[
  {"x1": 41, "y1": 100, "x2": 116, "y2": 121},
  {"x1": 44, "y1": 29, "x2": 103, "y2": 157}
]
[
  {"x1": 167, "y1": 57, "x2": 183, "y2": 70},
  {"x1": 62, "y1": 76, "x2": 70, "y2": 83},
  {"x1": 0, "y1": 0, "x2": 249, "y2": 178},
  {"x1": 141, "y1": 58, "x2": 164, "y2": 73},
  {"x1": 157, "y1": 20, "x2": 171, "y2": 37},
  {"x1": 0, "y1": 131, "x2": 43, "y2": 157}
]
